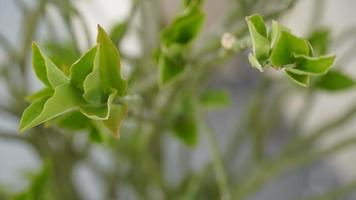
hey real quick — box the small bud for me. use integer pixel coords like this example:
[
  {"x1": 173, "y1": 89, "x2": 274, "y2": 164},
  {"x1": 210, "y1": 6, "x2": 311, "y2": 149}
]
[{"x1": 221, "y1": 32, "x2": 236, "y2": 50}]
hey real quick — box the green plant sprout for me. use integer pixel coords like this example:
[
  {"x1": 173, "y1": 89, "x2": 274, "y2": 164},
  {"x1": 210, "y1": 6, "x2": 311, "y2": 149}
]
[
  {"x1": 1, "y1": 0, "x2": 356, "y2": 199},
  {"x1": 246, "y1": 14, "x2": 336, "y2": 87},
  {"x1": 19, "y1": 25, "x2": 128, "y2": 139},
  {"x1": 18, "y1": 13, "x2": 341, "y2": 138}
]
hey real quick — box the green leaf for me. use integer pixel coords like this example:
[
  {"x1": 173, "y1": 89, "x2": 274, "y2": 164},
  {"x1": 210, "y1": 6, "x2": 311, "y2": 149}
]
[
  {"x1": 161, "y1": 5, "x2": 205, "y2": 45},
  {"x1": 158, "y1": 44, "x2": 186, "y2": 85},
  {"x1": 43, "y1": 41, "x2": 80, "y2": 75},
  {"x1": 285, "y1": 70, "x2": 309, "y2": 87},
  {"x1": 12, "y1": 161, "x2": 53, "y2": 200},
  {"x1": 70, "y1": 46, "x2": 97, "y2": 89},
  {"x1": 89, "y1": 127, "x2": 104, "y2": 143},
  {"x1": 97, "y1": 25, "x2": 127, "y2": 96},
  {"x1": 102, "y1": 104, "x2": 128, "y2": 138},
  {"x1": 55, "y1": 112, "x2": 92, "y2": 131},
  {"x1": 83, "y1": 51, "x2": 106, "y2": 105},
  {"x1": 270, "y1": 30, "x2": 310, "y2": 67},
  {"x1": 200, "y1": 89, "x2": 230, "y2": 109},
  {"x1": 287, "y1": 54, "x2": 335, "y2": 75},
  {"x1": 19, "y1": 97, "x2": 48, "y2": 132},
  {"x1": 32, "y1": 43, "x2": 69, "y2": 88},
  {"x1": 248, "y1": 53, "x2": 263, "y2": 72},
  {"x1": 173, "y1": 113, "x2": 197, "y2": 146},
  {"x1": 172, "y1": 98, "x2": 197, "y2": 146},
  {"x1": 25, "y1": 88, "x2": 54, "y2": 102},
  {"x1": 315, "y1": 70, "x2": 355, "y2": 91},
  {"x1": 80, "y1": 89, "x2": 117, "y2": 120},
  {"x1": 246, "y1": 14, "x2": 270, "y2": 63},
  {"x1": 308, "y1": 28, "x2": 330, "y2": 55},
  {"x1": 19, "y1": 84, "x2": 86, "y2": 132},
  {"x1": 270, "y1": 20, "x2": 291, "y2": 46}
]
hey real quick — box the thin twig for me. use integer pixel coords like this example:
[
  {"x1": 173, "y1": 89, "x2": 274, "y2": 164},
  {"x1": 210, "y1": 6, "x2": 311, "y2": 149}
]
[{"x1": 203, "y1": 120, "x2": 231, "y2": 200}]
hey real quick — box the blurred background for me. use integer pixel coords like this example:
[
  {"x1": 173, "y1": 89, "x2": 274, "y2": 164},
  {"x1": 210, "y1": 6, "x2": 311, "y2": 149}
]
[{"x1": 0, "y1": 0, "x2": 356, "y2": 199}]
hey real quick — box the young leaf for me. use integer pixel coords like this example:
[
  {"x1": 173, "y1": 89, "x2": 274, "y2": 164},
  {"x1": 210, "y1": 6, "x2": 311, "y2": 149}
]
[
  {"x1": 55, "y1": 112, "x2": 92, "y2": 131},
  {"x1": 173, "y1": 113, "x2": 197, "y2": 146},
  {"x1": 102, "y1": 104, "x2": 128, "y2": 138},
  {"x1": 248, "y1": 53, "x2": 263, "y2": 72},
  {"x1": 287, "y1": 54, "x2": 335, "y2": 75},
  {"x1": 97, "y1": 25, "x2": 127, "y2": 96},
  {"x1": 80, "y1": 89, "x2": 117, "y2": 120},
  {"x1": 25, "y1": 88, "x2": 54, "y2": 102},
  {"x1": 285, "y1": 70, "x2": 309, "y2": 87},
  {"x1": 70, "y1": 46, "x2": 97, "y2": 89},
  {"x1": 89, "y1": 127, "x2": 104, "y2": 143},
  {"x1": 246, "y1": 14, "x2": 270, "y2": 62},
  {"x1": 83, "y1": 52, "x2": 106, "y2": 105},
  {"x1": 20, "y1": 84, "x2": 86, "y2": 132},
  {"x1": 161, "y1": 5, "x2": 205, "y2": 45},
  {"x1": 158, "y1": 44, "x2": 186, "y2": 85},
  {"x1": 158, "y1": 53, "x2": 185, "y2": 85},
  {"x1": 270, "y1": 30, "x2": 309, "y2": 66},
  {"x1": 172, "y1": 98, "x2": 198, "y2": 146},
  {"x1": 315, "y1": 70, "x2": 355, "y2": 91},
  {"x1": 32, "y1": 43, "x2": 69, "y2": 88},
  {"x1": 308, "y1": 28, "x2": 330, "y2": 55}
]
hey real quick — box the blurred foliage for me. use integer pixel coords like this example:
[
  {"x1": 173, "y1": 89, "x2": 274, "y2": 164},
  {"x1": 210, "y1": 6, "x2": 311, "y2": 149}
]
[{"x1": 0, "y1": 0, "x2": 356, "y2": 200}]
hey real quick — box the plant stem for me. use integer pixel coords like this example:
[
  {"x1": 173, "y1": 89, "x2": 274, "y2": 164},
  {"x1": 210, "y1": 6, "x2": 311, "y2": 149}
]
[
  {"x1": 203, "y1": 120, "x2": 231, "y2": 200},
  {"x1": 233, "y1": 133, "x2": 356, "y2": 199}
]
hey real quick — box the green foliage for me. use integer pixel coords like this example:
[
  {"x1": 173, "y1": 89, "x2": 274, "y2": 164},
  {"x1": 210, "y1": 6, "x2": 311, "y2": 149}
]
[
  {"x1": 315, "y1": 70, "x2": 355, "y2": 91},
  {"x1": 308, "y1": 28, "x2": 331, "y2": 55},
  {"x1": 158, "y1": 3, "x2": 205, "y2": 85},
  {"x1": 246, "y1": 14, "x2": 336, "y2": 87},
  {"x1": 11, "y1": 162, "x2": 54, "y2": 200},
  {"x1": 19, "y1": 26, "x2": 128, "y2": 138},
  {"x1": 200, "y1": 89, "x2": 231, "y2": 109},
  {"x1": 172, "y1": 98, "x2": 198, "y2": 146}
]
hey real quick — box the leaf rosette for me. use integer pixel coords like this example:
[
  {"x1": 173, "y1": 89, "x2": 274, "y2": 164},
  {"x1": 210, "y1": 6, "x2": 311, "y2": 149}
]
[
  {"x1": 19, "y1": 26, "x2": 128, "y2": 138},
  {"x1": 246, "y1": 14, "x2": 336, "y2": 87}
]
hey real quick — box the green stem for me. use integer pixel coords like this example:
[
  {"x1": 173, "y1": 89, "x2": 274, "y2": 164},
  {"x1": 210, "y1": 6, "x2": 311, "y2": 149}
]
[
  {"x1": 203, "y1": 120, "x2": 231, "y2": 200},
  {"x1": 233, "y1": 133, "x2": 356, "y2": 199}
]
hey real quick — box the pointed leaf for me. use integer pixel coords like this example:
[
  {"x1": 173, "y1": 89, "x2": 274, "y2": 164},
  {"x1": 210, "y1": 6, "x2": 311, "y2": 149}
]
[
  {"x1": 161, "y1": 5, "x2": 205, "y2": 45},
  {"x1": 315, "y1": 70, "x2": 355, "y2": 91},
  {"x1": 25, "y1": 88, "x2": 54, "y2": 102},
  {"x1": 285, "y1": 70, "x2": 309, "y2": 87},
  {"x1": 97, "y1": 25, "x2": 127, "y2": 96},
  {"x1": 102, "y1": 104, "x2": 128, "y2": 138},
  {"x1": 83, "y1": 51, "x2": 106, "y2": 105},
  {"x1": 32, "y1": 43, "x2": 69, "y2": 88},
  {"x1": 19, "y1": 97, "x2": 48, "y2": 132},
  {"x1": 173, "y1": 113, "x2": 197, "y2": 146},
  {"x1": 248, "y1": 53, "x2": 263, "y2": 72},
  {"x1": 158, "y1": 54, "x2": 185, "y2": 85},
  {"x1": 70, "y1": 46, "x2": 97, "y2": 89},
  {"x1": 287, "y1": 54, "x2": 335, "y2": 75},
  {"x1": 308, "y1": 28, "x2": 330, "y2": 55},
  {"x1": 158, "y1": 44, "x2": 186, "y2": 85},
  {"x1": 19, "y1": 84, "x2": 86, "y2": 132},
  {"x1": 270, "y1": 30, "x2": 310, "y2": 66},
  {"x1": 80, "y1": 89, "x2": 117, "y2": 120},
  {"x1": 246, "y1": 14, "x2": 270, "y2": 62}
]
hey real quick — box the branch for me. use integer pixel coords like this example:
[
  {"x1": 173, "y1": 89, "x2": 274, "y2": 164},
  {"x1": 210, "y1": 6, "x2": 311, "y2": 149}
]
[
  {"x1": 203, "y1": 120, "x2": 231, "y2": 200},
  {"x1": 0, "y1": 131, "x2": 25, "y2": 141},
  {"x1": 233, "y1": 133, "x2": 356, "y2": 199}
]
